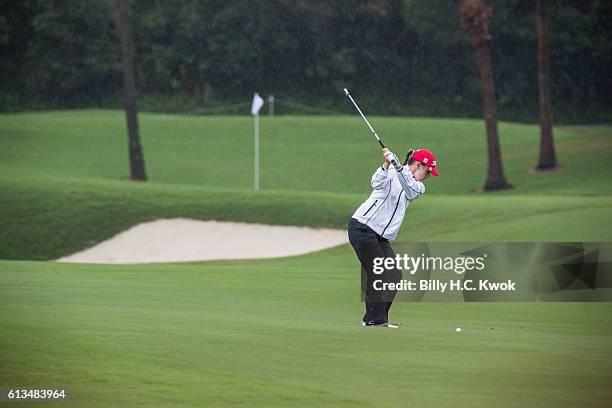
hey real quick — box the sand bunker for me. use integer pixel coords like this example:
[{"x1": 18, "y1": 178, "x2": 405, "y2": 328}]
[{"x1": 56, "y1": 218, "x2": 349, "y2": 264}]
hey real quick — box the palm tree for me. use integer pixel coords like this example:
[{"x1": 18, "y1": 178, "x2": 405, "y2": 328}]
[
  {"x1": 116, "y1": 0, "x2": 147, "y2": 181},
  {"x1": 535, "y1": 0, "x2": 558, "y2": 171},
  {"x1": 459, "y1": 0, "x2": 512, "y2": 191}
]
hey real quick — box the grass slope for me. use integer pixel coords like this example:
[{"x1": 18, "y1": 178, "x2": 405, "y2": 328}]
[
  {"x1": 1, "y1": 175, "x2": 612, "y2": 260},
  {"x1": 1, "y1": 111, "x2": 611, "y2": 259}
]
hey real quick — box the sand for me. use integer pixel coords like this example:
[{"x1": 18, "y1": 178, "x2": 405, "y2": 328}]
[{"x1": 56, "y1": 218, "x2": 349, "y2": 264}]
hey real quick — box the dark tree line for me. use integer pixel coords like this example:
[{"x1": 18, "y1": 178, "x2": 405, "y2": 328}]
[{"x1": 1, "y1": 0, "x2": 611, "y2": 123}]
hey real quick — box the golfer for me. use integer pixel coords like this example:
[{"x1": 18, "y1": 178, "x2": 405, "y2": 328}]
[{"x1": 348, "y1": 148, "x2": 438, "y2": 328}]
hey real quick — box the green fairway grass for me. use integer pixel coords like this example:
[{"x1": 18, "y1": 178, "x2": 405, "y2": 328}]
[
  {"x1": 1, "y1": 111, "x2": 611, "y2": 407},
  {"x1": 1, "y1": 254, "x2": 611, "y2": 407}
]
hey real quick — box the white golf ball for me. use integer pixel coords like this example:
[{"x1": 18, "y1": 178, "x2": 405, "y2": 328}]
[{"x1": 455, "y1": 327, "x2": 462, "y2": 333}]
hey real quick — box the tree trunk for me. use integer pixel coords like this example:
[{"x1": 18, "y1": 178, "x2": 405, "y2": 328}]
[
  {"x1": 116, "y1": 0, "x2": 147, "y2": 181},
  {"x1": 459, "y1": 0, "x2": 512, "y2": 191},
  {"x1": 536, "y1": 0, "x2": 557, "y2": 170},
  {"x1": 474, "y1": 41, "x2": 512, "y2": 191}
]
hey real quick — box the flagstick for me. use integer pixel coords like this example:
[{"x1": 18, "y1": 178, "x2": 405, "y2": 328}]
[
  {"x1": 254, "y1": 113, "x2": 259, "y2": 191},
  {"x1": 251, "y1": 92, "x2": 263, "y2": 191}
]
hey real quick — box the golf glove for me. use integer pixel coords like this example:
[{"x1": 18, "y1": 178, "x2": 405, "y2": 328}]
[{"x1": 385, "y1": 151, "x2": 402, "y2": 170}]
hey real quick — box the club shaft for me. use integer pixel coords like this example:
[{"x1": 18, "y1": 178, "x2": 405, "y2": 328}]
[{"x1": 344, "y1": 89, "x2": 385, "y2": 148}]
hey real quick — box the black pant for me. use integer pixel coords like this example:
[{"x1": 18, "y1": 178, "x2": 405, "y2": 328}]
[{"x1": 347, "y1": 218, "x2": 400, "y2": 325}]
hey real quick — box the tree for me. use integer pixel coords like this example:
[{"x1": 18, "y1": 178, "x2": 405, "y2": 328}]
[
  {"x1": 535, "y1": 0, "x2": 558, "y2": 171},
  {"x1": 116, "y1": 0, "x2": 147, "y2": 181},
  {"x1": 459, "y1": 0, "x2": 512, "y2": 191}
]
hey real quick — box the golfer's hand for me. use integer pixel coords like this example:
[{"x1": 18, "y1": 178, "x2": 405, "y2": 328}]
[
  {"x1": 384, "y1": 150, "x2": 402, "y2": 170},
  {"x1": 382, "y1": 148, "x2": 391, "y2": 169}
]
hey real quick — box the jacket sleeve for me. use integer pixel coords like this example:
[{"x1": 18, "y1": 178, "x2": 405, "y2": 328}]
[
  {"x1": 371, "y1": 165, "x2": 390, "y2": 190},
  {"x1": 396, "y1": 166, "x2": 425, "y2": 199}
]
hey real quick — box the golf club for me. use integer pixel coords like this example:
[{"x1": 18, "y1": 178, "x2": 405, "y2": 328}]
[{"x1": 343, "y1": 88, "x2": 386, "y2": 149}]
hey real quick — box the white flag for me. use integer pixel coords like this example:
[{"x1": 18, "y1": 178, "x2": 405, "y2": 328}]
[{"x1": 251, "y1": 92, "x2": 264, "y2": 116}]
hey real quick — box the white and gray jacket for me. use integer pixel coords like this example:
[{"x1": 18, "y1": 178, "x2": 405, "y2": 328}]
[{"x1": 352, "y1": 165, "x2": 425, "y2": 240}]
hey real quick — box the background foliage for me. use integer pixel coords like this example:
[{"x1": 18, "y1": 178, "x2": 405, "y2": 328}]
[{"x1": 1, "y1": 0, "x2": 611, "y2": 122}]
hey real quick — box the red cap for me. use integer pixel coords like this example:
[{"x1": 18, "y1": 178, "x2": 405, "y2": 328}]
[{"x1": 412, "y1": 149, "x2": 439, "y2": 176}]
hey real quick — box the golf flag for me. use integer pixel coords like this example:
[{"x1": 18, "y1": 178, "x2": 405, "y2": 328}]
[{"x1": 251, "y1": 92, "x2": 264, "y2": 116}]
